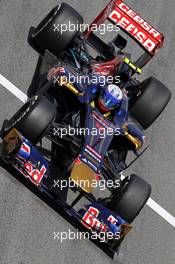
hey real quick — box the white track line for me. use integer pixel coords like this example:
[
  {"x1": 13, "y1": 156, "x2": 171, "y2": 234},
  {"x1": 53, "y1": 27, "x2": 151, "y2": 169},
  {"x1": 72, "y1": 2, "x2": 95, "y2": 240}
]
[
  {"x1": 0, "y1": 73, "x2": 175, "y2": 228},
  {"x1": 120, "y1": 173, "x2": 175, "y2": 228},
  {"x1": 0, "y1": 74, "x2": 28, "y2": 103},
  {"x1": 147, "y1": 198, "x2": 175, "y2": 228}
]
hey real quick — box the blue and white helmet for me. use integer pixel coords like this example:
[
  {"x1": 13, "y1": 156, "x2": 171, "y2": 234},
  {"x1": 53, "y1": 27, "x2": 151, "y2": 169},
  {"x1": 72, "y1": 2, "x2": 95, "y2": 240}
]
[{"x1": 98, "y1": 84, "x2": 123, "y2": 112}]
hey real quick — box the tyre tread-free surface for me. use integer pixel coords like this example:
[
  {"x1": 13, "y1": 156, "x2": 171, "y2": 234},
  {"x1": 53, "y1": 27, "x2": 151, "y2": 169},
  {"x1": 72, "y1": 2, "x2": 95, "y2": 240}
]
[
  {"x1": 28, "y1": 3, "x2": 84, "y2": 56},
  {"x1": 111, "y1": 174, "x2": 151, "y2": 223},
  {"x1": 130, "y1": 77, "x2": 171, "y2": 129},
  {"x1": 4, "y1": 96, "x2": 56, "y2": 143}
]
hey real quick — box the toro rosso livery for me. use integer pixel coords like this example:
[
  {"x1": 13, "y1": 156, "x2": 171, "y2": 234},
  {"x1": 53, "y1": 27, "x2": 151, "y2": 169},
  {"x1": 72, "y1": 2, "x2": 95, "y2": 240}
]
[
  {"x1": 108, "y1": 0, "x2": 163, "y2": 54},
  {"x1": 0, "y1": 0, "x2": 171, "y2": 259}
]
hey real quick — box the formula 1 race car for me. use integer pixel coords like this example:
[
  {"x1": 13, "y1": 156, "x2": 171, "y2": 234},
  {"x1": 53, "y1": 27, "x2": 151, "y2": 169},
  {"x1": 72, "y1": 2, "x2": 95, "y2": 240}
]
[{"x1": 0, "y1": 0, "x2": 171, "y2": 259}]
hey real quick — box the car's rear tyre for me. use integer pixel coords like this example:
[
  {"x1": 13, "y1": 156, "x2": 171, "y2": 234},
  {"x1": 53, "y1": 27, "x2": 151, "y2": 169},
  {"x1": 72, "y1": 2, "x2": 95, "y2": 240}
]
[
  {"x1": 130, "y1": 77, "x2": 171, "y2": 129},
  {"x1": 3, "y1": 96, "x2": 56, "y2": 143},
  {"x1": 28, "y1": 3, "x2": 84, "y2": 56},
  {"x1": 109, "y1": 174, "x2": 151, "y2": 223}
]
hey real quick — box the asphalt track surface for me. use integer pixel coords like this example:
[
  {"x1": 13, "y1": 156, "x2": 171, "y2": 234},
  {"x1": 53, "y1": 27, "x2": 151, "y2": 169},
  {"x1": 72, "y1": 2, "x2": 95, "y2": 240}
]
[{"x1": 0, "y1": 0, "x2": 175, "y2": 264}]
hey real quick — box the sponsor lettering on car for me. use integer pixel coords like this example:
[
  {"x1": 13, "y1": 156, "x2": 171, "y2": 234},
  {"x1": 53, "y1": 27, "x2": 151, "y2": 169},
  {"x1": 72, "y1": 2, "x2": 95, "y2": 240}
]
[{"x1": 109, "y1": 0, "x2": 163, "y2": 54}]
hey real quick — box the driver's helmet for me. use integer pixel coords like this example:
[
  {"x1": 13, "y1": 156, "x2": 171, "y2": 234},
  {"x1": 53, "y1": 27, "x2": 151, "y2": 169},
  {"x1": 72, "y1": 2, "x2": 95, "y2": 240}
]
[{"x1": 98, "y1": 84, "x2": 123, "y2": 112}]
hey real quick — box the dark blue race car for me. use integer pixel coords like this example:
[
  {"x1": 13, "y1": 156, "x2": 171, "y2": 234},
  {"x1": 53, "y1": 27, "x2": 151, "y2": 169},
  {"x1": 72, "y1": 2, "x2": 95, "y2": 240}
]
[{"x1": 0, "y1": 0, "x2": 171, "y2": 259}]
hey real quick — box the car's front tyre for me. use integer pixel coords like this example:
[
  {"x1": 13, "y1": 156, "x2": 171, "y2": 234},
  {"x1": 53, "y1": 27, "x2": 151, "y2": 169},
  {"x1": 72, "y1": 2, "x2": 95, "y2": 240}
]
[{"x1": 2, "y1": 96, "x2": 56, "y2": 143}]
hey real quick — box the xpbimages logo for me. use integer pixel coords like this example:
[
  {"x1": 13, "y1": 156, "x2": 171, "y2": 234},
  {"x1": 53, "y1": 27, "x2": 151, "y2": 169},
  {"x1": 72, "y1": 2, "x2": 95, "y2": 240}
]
[
  {"x1": 53, "y1": 126, "x2": 122, "y2": 139},
  {"x1": 53, "y1": 229, "x2": 121, "y2": 243},
  {"x1": 52, "y1": 73, "x2": 121, "y2": 87},
  {"x1": 53, "y1": 21, "x2": 120, "y2": 35},
  {"x1": 53, "y1": 178, "x2": 121, "y2": 191}
]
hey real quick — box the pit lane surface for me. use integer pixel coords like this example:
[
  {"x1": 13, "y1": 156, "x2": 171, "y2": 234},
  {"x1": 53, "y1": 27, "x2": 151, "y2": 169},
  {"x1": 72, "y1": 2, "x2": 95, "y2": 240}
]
[{"x1": 0, "y1": 0, "x2": 175, "y2": 263}]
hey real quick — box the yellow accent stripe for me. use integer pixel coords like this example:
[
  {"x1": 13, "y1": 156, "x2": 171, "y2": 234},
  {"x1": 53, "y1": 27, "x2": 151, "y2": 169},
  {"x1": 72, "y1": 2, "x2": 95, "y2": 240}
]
[{"x1": 124, "y1": 57, "x2": 142, "y2": 74}]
